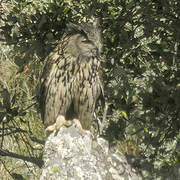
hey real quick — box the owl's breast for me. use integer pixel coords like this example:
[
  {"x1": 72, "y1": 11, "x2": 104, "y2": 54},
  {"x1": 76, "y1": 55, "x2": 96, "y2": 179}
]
[{"x1": 73, "y1": 57, "x2": 102, "y2": 98}]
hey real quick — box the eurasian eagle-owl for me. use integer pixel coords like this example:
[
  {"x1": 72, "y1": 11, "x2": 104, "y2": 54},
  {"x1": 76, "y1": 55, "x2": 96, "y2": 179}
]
[{"x1": 39, "y1": 19, "x2": 103, "y2": 134}]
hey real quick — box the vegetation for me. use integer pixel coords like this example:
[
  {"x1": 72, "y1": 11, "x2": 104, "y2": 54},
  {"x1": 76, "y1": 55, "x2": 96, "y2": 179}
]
[{"x1": 0, "y1": 0, "x2": 180, "y2": 179}]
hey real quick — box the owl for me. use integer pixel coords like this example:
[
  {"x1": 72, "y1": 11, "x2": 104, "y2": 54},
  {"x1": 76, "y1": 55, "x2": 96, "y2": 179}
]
[{"x1": 39, "y1": 19, "x2": 103, "y2": 135}]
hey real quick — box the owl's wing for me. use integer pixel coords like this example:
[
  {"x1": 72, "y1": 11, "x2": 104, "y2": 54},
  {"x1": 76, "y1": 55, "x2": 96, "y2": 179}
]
[
  {"x1": 39, "y1": 43, "x2": 75, "y2": 128},
  {"x1": 39, "y1": 47, "x2": 60, "y2": 125}
]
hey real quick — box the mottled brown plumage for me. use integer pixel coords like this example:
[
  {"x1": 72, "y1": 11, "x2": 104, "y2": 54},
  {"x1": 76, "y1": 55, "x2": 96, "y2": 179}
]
[{"x1": 39, "y1": 20, "x2": 103, "y2": 134}]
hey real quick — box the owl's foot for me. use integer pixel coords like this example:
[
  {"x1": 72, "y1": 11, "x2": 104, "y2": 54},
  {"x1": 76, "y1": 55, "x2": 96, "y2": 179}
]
[
  {"x1": 45, "y1": 115, "x2": 72, "y2": 136},
  {"x1": 45, "y1": 116, "x2": 91, "y2": 137},
  {"x1": 72, "y1": 119, "x2": 92, "y2": 136}
]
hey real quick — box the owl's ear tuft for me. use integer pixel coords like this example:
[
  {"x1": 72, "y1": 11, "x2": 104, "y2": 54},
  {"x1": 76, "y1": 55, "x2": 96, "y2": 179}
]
[
  {"x1": 66, "y1": 23, "x2": 78, "y2": 31},
  {"x1": 93, "y1": 18, "x2": 100, "y2": 29},
  {"x1": 66, "y1": 23, "x2": 85, "y2": 35}
]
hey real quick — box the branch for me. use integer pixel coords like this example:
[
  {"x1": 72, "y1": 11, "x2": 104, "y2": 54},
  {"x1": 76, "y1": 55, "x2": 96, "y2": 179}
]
[
  {"x1": 0, "y1": 148, "x2": 43, "y2": 168},
  {"x1": 0, "y1": 128, "x2": 27, "y2": 137}
]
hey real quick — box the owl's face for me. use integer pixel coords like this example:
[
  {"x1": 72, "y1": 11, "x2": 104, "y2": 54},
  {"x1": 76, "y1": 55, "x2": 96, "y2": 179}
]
[
  {"x1": 75, "y1": 34, "x2": 99, "y2": 57},
  {"x1": 66, "y1": 20, "x2": 102, "y2": 59}
]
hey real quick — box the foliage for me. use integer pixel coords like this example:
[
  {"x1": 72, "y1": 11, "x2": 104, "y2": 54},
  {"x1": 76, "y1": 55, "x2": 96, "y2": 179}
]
[{"x1": 0, "y1": 0, "x2": 180, "y2": 179}]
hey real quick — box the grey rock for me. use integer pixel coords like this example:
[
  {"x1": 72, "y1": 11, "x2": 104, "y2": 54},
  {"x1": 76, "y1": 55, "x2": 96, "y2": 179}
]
[{"x1": 40, "y1": 126, "x2": 142, "y2": 180}]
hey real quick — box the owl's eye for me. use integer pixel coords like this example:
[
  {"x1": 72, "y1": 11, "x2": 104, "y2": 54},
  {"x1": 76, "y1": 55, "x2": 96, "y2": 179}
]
[{"x1": 81, "y1": 39, "x2": 89, "y2": 43}]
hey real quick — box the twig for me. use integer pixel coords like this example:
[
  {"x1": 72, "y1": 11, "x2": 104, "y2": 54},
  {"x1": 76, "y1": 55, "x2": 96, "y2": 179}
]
[
  {"x1": 173, "y1": 42, "x2": 178, "y2": 66},
  {"x1": 100, "y1": 102, "x2": 108, "y2": 135},
  {"x1": 0, "y1": 128, "x2": 27, "y2": 137},
  {"x1": 0, "y1": 122, "x2": 5, "y2": 148},
  {"x1": 29, "y1": 135, "x2": 45, "y2": 145}
]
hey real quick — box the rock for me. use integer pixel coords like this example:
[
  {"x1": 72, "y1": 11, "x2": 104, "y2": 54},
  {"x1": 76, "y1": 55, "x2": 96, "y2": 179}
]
[{"x1": 40, "y1": 126, "x2": 142, "y2": 180}]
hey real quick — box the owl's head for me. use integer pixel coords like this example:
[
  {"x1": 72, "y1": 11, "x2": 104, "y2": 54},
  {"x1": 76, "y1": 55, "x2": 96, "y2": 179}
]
[{"x1": 66, "y1": 19, "x2": 102, "y2": 58}]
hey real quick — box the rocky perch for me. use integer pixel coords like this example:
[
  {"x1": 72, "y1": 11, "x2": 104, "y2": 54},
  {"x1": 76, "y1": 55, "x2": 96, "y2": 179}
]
[{"x1": 40, "y1": 126, "x2": 142, "y2": 180}]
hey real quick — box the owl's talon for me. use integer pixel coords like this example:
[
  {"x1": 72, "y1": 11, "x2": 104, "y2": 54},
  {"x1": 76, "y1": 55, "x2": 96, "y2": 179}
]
[
  {"x1": 45, "y1": 115, "x2": 73, "y2": 137},
  {"x1": 72, "y1": 119, "x2": 92, "y2": 137},
  {"x1": 45, "y1": 124, "x2": 56, "y2": 137},
  {"x1": 84, "y1": 130, "x2": 93, "y2": 137},
  {"x1": 56, "y1": 115, "x2": 72, "y2": 128}
]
